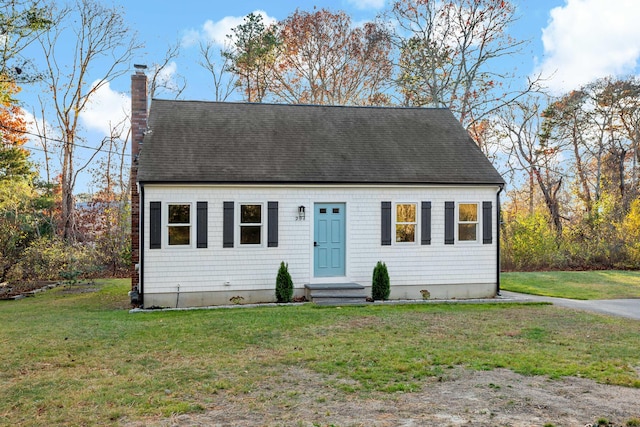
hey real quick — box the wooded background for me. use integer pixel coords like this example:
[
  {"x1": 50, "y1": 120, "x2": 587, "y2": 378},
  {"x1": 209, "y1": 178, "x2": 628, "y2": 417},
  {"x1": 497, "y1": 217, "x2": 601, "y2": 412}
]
[{"x1": 1, "y1": 0, "x2": 639, "y2": 285}]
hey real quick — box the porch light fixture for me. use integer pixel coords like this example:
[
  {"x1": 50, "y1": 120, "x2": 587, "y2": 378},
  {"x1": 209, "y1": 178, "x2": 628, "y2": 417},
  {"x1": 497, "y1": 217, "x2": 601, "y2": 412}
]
[{"x1": 297, "y1": 205, "x2": 306, "y2": 221}]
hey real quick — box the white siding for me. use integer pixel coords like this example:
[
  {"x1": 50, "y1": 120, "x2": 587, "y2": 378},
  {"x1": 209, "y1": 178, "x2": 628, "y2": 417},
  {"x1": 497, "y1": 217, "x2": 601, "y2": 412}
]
[{"x1": 141, "y1": 184, "x2": 501, "y2": 297}]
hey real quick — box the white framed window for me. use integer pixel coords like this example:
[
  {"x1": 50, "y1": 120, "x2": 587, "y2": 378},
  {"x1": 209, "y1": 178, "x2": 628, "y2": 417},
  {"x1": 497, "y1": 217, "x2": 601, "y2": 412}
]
[
  {"x1": 167, "y1": 203, "x2": 191, "y2": 246},
  {"x1": 239, "y1": 203, "x2": 263, "y2": 245},
  {"x1": 458, "y1": 203, "x2": 478, "y2": 242},
  {"x1": 395, "y1": 203, "x2": 417, "y2": 243}
]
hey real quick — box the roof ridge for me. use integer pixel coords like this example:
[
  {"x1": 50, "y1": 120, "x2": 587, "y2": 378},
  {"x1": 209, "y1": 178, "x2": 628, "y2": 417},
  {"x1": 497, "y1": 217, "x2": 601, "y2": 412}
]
[{"x1": 149, "y1": 98, "x2": 452, "y2": 112}]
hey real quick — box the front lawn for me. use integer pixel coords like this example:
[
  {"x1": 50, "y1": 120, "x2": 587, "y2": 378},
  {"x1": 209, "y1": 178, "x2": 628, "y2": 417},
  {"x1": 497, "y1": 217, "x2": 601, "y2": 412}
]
[
  {"x1": 501, "y1": 270, "x2": 640, "y2": 299},
  {"x1": 1, "y1": 278, "x2": 639, "y2": 426}
]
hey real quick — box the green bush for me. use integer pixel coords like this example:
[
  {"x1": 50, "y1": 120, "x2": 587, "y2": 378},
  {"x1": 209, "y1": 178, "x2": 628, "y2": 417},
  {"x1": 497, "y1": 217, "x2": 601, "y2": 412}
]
[
  {"x1": 501, "y1": 212, "x2": 563, "y2": 270},
  {"x1": 14, "y1": 237, "x2": 100, "y2": 282},
  {"x1": 372, "y1": 261, "x2": 390, "y2": 300},
  {"x1": 275, "y1": 261, "x2": 293, "y2": 303},
  {"x1": 620, "y1": 199, "x2": 640, "y2": 268}
]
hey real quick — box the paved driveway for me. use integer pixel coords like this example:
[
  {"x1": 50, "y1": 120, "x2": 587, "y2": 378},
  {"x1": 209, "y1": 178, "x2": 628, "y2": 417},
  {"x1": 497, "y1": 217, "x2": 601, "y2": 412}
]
[{"x1": 500, "y1": 290, "x2": 640, "y2": 320}]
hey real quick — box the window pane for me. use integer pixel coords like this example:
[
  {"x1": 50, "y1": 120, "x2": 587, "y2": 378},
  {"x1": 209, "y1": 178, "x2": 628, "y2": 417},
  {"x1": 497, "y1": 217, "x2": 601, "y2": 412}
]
[
  {"x1": 396, "y1": 204, "x2": 416, "y2": 222},
  {"x1": 459, "y1": 223, "x2": 477, "y2": 241},
  {"x1": 241, "y1": 205, "x2": 262, "y2": 224},
  {"x1": 169, "y1": 226, "x2": 190, "y2": 245},
  {"x1": 459, "y1": 204, "x2": 477, "y2": 222},
  {"x1": 396, "y1": 224, "x2": 415, "y2": 243},
  {"x1": 168, "y1": 204, "x2": 190, "y2": 224},
  {"x1": 240, "y1": 225, "x2": 261, "y2": 244}
]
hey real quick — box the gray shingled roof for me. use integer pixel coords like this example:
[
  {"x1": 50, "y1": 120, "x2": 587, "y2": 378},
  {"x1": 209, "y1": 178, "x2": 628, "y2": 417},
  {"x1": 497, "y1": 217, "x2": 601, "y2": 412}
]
[{"x1": 137, "y1": 100, "x2": 504, "y2": 185}]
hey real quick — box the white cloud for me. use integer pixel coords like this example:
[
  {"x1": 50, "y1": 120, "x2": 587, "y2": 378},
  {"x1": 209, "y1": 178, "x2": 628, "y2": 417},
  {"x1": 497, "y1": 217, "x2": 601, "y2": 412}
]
[
  {"x1": 347, "y1": 0, "x2": 386, "y2": 10},
  {"x1": 183, "y1": 10, "x2": 278, "y2": 48},
  {"x1": 157, "y1": 61, "x2": 177, "y2": 83},
  {"x1": 19, "y1": 108, "x2": 56, "y2": 149},
  {"x1": 80, "y1": 80, "x2": 130, "y2": 138},
  {"x1": 537, "y1": 0, "x2": 640, "y2": 94},
  {"x1": 202, "y1": 15, "x2": 246, "y2": 46},
  {"x1": 181, "y1": 28, "x2": 201, "y2": 48},
  {"x1": 18, "y1": 108, "x2": 61, "y2": 178},
  {"x1": 150, "y1": 61, "x2": 182, "y2": 95}
]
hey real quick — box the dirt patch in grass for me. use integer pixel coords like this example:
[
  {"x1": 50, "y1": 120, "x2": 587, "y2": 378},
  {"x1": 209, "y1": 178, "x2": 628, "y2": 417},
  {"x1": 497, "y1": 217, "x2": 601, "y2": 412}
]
[
  {"x1": 58, "y1": 282, "x2": 100, "y2": 294},
  {"x1": 122, "y1": 367, "x2": 640, "y2": 426}
]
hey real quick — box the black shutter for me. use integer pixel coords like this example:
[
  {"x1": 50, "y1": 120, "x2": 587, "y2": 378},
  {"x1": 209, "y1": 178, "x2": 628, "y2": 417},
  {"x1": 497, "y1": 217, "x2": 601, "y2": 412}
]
[
  {"x1": 268, "y1": 201, "x2": 278, "y2": 247},
  {"x1": 150, "y1": 201, "x2": 161, "y2": 249},
  {"x1": 197, "y1": 201, "x2": 208, "y2": 248},
  {"x1": 381, "y1": 201, "x2": 391, "y2": 246},
  {"x1": 445, "y1": 201, "x2": 455, "y2": 245},
  {"x1": 223, "y1": 201, "x2": 234, "y2": 248},
  {"x1": 421, "y1": 201, "x2": 431, "y2": 245},
  {"x1": 483, "y1": 201, "x2": 492, "y2": 244}
]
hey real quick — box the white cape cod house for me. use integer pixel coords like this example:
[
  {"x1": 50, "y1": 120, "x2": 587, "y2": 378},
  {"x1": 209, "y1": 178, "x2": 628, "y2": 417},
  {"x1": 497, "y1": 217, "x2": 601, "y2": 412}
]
[{"x1": 129, "y1": 69, "x2": 505, "y2": 308}]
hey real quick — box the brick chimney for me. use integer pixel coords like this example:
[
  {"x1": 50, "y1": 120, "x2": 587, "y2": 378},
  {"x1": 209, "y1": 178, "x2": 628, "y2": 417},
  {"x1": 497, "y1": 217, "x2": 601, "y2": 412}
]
[{"x1": 130, "y1": 64, "x2": 147, "y2": 303}]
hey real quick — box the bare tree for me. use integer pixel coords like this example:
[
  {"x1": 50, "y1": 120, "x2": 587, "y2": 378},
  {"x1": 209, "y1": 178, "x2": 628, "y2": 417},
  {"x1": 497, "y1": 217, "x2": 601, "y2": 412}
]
[
  {"x1": 198, "y1": 40, "x2": 236, "y2": 102},
  {"x1": 148, "y1": 40, "x2": 187, "y2": 100},
  {"x1": 498, "y1": 97, "x2": 565, "y2": 235},
  {"x1": 596, "y1": 77, "x2": 640, "y2": 208},
  {"x1": 541, "y1": 91, "x2": 596, "y2": 214},
  {"x1": 386, "y1": 0, "x2": 540, "y2": 142},
  {"x1": 541, "y1": 78, "x2": 640, "y2": 217},
  {"x1": 36, "y1": 0, "x2": 140, "y2": 240}
]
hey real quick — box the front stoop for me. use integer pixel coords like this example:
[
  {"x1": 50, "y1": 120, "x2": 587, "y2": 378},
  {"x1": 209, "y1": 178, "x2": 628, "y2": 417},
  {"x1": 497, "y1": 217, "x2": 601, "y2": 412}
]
[{"x1": 304, "y1": 283, "x2": 369, "y2": 305}]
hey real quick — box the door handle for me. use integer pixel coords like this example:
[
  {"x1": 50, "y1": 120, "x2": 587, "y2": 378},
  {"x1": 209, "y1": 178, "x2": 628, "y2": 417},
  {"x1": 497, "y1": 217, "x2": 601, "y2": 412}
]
[{"x1": 314, "y1": 241, "x2": 318, "y2": 247}]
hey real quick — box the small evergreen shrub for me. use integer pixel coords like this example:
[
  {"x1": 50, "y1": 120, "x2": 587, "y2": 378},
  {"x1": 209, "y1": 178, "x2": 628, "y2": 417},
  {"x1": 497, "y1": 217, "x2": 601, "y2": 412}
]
[
  {"x1": 372, "y1": 261, "x2": 390, "y2": 300},
  {"x1": 275, "y1": 261, "x2": 294, "y2": 303}
]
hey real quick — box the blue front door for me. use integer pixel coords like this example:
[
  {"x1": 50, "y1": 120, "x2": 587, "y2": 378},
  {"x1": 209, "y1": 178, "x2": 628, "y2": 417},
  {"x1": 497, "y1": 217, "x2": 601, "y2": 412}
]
[{"x1": 314, "y1": 203, "x2": 346, "y2": 277}]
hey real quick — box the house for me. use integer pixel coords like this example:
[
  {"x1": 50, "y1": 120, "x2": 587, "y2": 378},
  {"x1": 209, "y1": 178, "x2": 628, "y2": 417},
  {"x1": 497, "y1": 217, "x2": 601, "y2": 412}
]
[{"x1": 129, "y1": 68, "x2": 505, "y2": 308}]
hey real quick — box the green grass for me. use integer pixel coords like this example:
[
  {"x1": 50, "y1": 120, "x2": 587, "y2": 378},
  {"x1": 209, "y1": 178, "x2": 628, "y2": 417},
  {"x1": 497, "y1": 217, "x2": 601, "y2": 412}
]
[
  {"x1": 501, "y1": 270, "x2": 640, "y2": 300},
  {"x1": 1, "y1": 278, "x2": 639, "y2": 426}
]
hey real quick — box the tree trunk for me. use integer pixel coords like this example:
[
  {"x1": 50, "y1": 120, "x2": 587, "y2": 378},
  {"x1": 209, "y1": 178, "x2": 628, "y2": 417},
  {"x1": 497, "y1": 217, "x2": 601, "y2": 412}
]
[{"x1": 61, "y1": 139, "x2": 75, "y2": 240}]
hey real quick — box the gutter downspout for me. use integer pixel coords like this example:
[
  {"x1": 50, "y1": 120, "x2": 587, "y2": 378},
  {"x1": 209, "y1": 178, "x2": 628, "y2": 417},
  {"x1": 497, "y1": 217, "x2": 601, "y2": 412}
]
[
  {"x1": 496, "y1": 184, "x2": 504, "y2": 296},
  {"x1": 139, "y1": 183, "x2": 145, "y2": 307}
]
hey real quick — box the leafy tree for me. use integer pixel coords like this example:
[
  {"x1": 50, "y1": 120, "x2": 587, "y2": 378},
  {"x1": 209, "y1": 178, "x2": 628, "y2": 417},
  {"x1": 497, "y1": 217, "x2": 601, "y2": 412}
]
[
  {"x1": 272, "y1": 9, "x2": 392, "y2": 105},
  {"x1": 620, "y1": 199, "x2": 640, "y2": 267},
  {"x1": 223, "y1": 12, "x2": 279, "y2": 102},
  {"x1": 0, "y1": 78, "x2": 55, "y2": 281},
  {"x1": 0, "y1": 0, "x2": 53, "y2": 84},
  {"x1": 0, "y1": 81, "x2": 32, "y2": 182},
  {"x1": 0, "y1": 78, "x2": 32, "y2": 183}
]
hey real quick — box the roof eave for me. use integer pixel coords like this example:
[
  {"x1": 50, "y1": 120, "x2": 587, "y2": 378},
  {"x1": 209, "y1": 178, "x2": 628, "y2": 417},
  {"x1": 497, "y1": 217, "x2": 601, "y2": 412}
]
[{"x1": 138, "y1": 179, "x2": 505, "y2": 186}]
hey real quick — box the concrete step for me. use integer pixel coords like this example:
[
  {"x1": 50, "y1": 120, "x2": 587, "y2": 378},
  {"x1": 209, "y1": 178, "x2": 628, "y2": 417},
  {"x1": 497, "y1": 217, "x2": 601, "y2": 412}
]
[
  {"x1": 313, "y1": 298, "x2": 370, "y2": 306},
  {"x1": 304, "y1": 283, "x2": 369, "y2": 305},
  {"x1": 310, "y1": 293, "x2": 368, "y2": 299},
  {"x1": 305, "y1": 283, "x2": 365, "y2": 291}
]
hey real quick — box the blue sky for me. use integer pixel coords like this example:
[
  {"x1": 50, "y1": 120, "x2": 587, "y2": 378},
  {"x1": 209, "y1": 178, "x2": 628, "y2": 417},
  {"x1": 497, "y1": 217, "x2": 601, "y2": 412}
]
[{"x1": 18, "y1": 0, "x2": 640, "y2": 194}]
